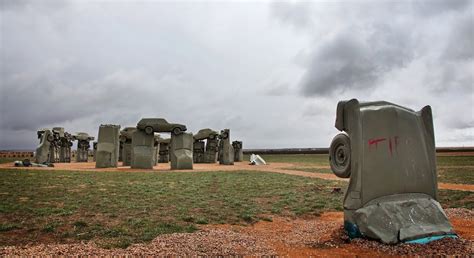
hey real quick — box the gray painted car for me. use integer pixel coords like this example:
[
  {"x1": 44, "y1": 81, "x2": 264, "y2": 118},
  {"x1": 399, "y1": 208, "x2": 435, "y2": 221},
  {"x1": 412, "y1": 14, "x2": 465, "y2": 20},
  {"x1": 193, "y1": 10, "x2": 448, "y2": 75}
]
[
  {"x1": 193, "y1": 128, "x2": 219, "y2": 141},
  {"x1": 193, "y1": 128, "x2": 219, "y2": 163},
  {"x1": 329, "y1": 99, "x2": 454, "y2": 244},
  {"x1": 170, "y1": 132, "x2": 193, "y2": 169},
  {"x1": 96, "y1": 124, "x2": 120, "y2": 168},
  {"x1": 120, "y1": 127, "x2": 137, "y2": 166},
  {"x1": 35, "y1": 129, "x2": 53, "y2": 164},
  {"x1": 218, "y1": 129, "x2": 234, "y2": 165},
  {"x1": 53, "y1": 127, "x2": 73, "y2": 163},
  {"x1": 73, "y1": 132, "x2": 94, "y2": 162},
  {"x1": 157, "y1": 138, "x2": 171, "y2": 163},
  {"x1": 232, "y1": 141, "x2": 243, "y2": 162},
  {"x1": 137, "y1": 118, "x2": 187, "y2": 135}
]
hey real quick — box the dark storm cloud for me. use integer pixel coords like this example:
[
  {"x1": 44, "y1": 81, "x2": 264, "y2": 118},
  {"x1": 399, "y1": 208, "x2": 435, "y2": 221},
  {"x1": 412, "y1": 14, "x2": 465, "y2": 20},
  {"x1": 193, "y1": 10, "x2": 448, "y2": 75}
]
[
  {"x1": 0, "y1": 67, "x2": 165, "y2": 131},
  {"x1": 1, "y1": 1, "x2": 472, "y2": 149},
  {"x1": 299, "y1": 26, "x2": 414, "y2": 96},
  {"x1": 272, "y1": 1, "x2": 473, "y2": 97},
  {"x1": 299, "y1": 33, "x2": 378, "y2": 96}
]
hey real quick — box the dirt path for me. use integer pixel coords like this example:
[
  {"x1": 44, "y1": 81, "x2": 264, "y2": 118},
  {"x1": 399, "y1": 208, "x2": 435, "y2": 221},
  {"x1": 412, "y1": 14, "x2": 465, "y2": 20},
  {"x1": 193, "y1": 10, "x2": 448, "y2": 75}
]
[
  {"x1": 1, "y1": 161, "x2": 473, "y2": 192},
  {"x1": 2, "y1": 209, "x2": 472, "y2": 256}
]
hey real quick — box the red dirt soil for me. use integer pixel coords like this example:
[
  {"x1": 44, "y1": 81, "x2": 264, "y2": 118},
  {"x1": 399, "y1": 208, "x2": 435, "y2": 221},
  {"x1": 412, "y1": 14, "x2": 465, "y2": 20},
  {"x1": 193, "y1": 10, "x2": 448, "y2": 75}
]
[
  {"x1": 204, "y1": 210, "x2": 473, "y2": 256},
  {"x1": 2, "y1": 210, "x2": 472, "y2": 256}
]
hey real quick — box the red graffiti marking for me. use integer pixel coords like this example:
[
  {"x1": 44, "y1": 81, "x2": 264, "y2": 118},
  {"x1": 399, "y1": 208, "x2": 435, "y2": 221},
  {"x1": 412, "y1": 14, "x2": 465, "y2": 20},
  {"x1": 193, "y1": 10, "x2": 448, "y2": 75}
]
[
  {"x1": 368, "y1": 136, "x2": 399, "y2": 155},
  {"x1": 394, "y1": 136, "x2": 399, "y2": 154},
  {"x1": 368, "y1": 138, "x2": 386, "y2": 150},
  {"x1": 389, "y1": 138, "x2": 393, "y2": 156}
]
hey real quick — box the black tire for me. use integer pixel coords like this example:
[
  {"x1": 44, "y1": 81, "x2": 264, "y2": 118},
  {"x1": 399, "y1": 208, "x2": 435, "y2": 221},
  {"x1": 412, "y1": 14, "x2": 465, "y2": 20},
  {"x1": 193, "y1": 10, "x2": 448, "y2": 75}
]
[
  {"x1": 144, "y1": 126, "x2": 154, "y2": 135},
  {"x1": 47, "y1": 135, "x2": 54, "y2": 142},
  {"x1": 329, "y1": 133, "x2": 351, "y2": 178},
  {"x1": 22, "y1": 159, "x2": 31, "y2": 167},
  {"x1": 172, "y1": 127, "x2": 182, "y2": 135}
]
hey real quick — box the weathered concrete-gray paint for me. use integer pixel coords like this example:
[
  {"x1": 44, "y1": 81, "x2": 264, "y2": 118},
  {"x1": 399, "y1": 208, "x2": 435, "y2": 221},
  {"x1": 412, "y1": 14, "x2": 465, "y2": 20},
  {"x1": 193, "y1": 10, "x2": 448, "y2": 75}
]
[
  {"x1": 193, "y1": 128, "x2": 219, "y2": 163},
  {"x1": 48, "y1": 128, "x2": 62, "y2": 163},
  {"x1": 153, "y1": 135, "x2": 161, "y2": 166},
  {"x1": 193, "y1": 140, "x2": 205, "y2": 163},
  {"x1": 330, "y1": 99, "x2": 454, "y2": 244},
  {"x1": 219, "y1": 129, "x2": 234, "y2": 165},
  {"x1": 204, "y1": 137, "x2": 219, "y2": 163},
  {"x1": 232, "y1": 141, "x2": 243, "y2": 162},
  {"x1": 92, "y1": 142, "x2": 97, "y2": 162},
  {"x1": 35, "y1": 129, "x2": 53, "y2": 164},
  {"x1": 53, "y1": 127, "x2": 73, "y2": 163},
  {"x1": 96, "y1": 124, "x2": 121, "y2": 168},
  {"x1": 137, "y1": 118, "x2": 187, "y2": 135},
  {"x1": 120, "y1": 127, "x2": 136, "y2": 166},
  {"x1": 131, "y1": 129, "x2": 155, "y2": 169},
  {"x1": 170, "y1": 132, "x2": 193, "y2": 170},
  {"x1": 158, "y1": 138, "x2": 170, "y2": 163},
  {"x1": 73, "y1": 132, "x2": 94, "y2": 162}
]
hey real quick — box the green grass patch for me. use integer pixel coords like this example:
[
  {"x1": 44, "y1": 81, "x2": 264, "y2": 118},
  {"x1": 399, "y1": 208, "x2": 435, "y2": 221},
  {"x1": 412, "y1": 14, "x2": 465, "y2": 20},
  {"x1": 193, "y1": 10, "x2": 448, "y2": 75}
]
[
  {"x1": 0, "y1": 155, "x2": 472, "y2": 249},
  {"x1": 244, "y1": 154, "x2": 474, "y2": 167},
  {"x1": 243, "y1": 154, "x2": 330, "y2": 166},
  {"x1": 437, "y1": 155, "x2": 474, "y2": 166},
  {"x1": 0, "y1": 223, "x2": 21, "y2": 232},
  {"x1": 244, "y1": 154, "x2": 474, "y2": 184},
  {"x1": 438, "y1": 189, "x2": 474, "y2": 209},
  {"x1": 0, "y1": 169, "x2": 345, "y2": 248},
  {"x1": 0, "y1": 158, "x2": 20, "y2": 164},
  {"x1": 438, "y1": 167, "x2": 474, "y2": 185}
]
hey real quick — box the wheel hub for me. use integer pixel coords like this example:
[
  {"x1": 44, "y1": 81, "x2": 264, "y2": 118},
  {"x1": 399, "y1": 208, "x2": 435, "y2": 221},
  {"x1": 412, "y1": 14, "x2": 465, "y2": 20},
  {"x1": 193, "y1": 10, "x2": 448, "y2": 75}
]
[{"x1": 335, "y1": 145, "x2": 348, "y2": 167}]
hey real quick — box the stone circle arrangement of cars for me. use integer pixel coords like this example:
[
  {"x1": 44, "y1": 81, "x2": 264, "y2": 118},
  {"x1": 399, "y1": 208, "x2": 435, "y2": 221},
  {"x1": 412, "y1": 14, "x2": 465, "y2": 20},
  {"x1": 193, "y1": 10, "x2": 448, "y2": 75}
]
[
  {"x1": 22, "y1": 99, "x2": 458, "y2": 245},
  {"x1": 31, "y1": 118, "x2": 243, "y2": 170}
]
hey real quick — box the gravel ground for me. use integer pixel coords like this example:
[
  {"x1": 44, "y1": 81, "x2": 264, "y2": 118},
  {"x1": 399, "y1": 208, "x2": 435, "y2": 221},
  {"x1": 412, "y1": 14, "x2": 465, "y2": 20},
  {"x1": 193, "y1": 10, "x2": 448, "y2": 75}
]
[
  {"x1": 351, "y1": 236, "x2": 472, "y2": 256},
  {"x1": 1, "y1": 209, "x2": 472, "y2": 256},
  {"x1": 1, "y1": 229, "x2": 275, "y2": 256},
  {"x1": 445, "y1": 207, "x2": 474, "y2": 220}
]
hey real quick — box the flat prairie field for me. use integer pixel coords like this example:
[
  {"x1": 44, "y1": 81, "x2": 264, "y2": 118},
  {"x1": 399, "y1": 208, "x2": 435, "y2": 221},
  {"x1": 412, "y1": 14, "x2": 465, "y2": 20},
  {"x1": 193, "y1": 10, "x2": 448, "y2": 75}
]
[{"x1": 0, "y1": 154, "x2": 472, "y2": 256}]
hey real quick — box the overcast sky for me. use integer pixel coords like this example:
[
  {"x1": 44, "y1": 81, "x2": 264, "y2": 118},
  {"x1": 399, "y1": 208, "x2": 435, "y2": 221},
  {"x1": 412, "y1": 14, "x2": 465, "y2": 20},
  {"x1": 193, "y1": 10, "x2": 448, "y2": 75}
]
[{"x1": 1, "y1": 0, "x2": 473, "y2": 150}]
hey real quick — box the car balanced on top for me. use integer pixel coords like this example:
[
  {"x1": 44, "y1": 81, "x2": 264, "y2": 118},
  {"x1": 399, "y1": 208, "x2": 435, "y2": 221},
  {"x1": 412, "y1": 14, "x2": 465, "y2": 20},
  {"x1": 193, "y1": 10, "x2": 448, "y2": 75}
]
[{"x1": 137, "y1": 118, "x2": 187, "y2": 135}]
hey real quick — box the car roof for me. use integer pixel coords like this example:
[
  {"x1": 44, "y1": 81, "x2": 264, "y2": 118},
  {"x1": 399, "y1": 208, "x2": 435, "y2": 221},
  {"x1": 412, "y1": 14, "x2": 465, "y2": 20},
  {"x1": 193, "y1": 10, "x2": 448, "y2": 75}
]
[{"x1": 140, "y1": 118, "x2": 167, "y2": 122}]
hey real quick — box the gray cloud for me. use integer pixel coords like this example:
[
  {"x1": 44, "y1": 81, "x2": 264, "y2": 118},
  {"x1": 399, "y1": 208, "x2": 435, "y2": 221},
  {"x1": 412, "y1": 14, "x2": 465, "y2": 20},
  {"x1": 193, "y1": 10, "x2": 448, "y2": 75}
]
[
  {"x1": 1, "y1": 1, "x2": 473, "y2": 150},
  {"x1": 270, "y1": 2, "x2": 313, "y2": 30},
  {"x1": 264, "y1": 83, "x2": 291, "y2": 96},
  {"x1": 442, "y1": 14, "x2": 474, "y2": 61},
  {"x1": 412, "y1": 0, "x2": 472, "y2": 17},
  {"x1": 272, "y1": 1, "x2": 472, "y2": 97},
  {"x1": 299, "y1": 26, "x2": 414, "y2": 96}
]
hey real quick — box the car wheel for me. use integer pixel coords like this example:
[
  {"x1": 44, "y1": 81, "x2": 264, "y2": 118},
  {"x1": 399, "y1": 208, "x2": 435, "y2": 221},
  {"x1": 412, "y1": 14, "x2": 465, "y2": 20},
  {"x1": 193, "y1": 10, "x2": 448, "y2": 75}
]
[
  {"x1": 47, "y1": 135, "x2": 54, "y2": 142},
  {"x1": 172, "y1": 127, "x2": 182, "y2": 135},
  {"x1": 145, "y1": 126, "x2": 154, "y2": 135},
  {"x1": 329, "y1": 133, "x2": 351, "y2": 178}
]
